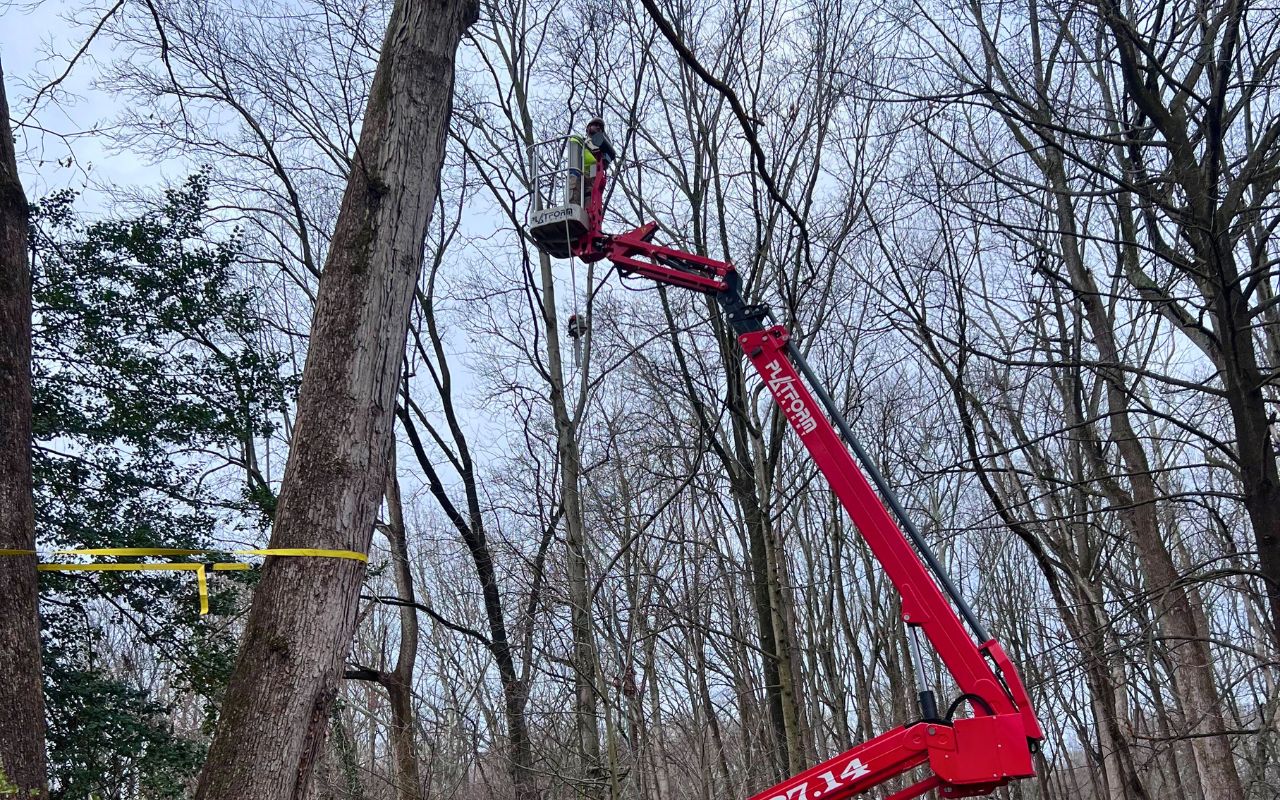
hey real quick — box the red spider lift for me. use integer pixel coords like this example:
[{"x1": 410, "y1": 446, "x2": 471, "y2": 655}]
[{"x1": 527, "y1": 138, "x2": 1044, "y2": 800}]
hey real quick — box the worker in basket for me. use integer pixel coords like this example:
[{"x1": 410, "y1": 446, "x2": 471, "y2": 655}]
[{"x1": 568, "y1": 117, "x2": 617, "y2": 207}]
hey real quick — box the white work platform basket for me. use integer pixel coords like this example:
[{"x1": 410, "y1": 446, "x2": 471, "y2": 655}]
[{"x1": 526, "y1": 135, "x2": 592, "y2": 259}]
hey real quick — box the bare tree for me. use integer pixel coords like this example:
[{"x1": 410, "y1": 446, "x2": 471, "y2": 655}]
[
  {"x1": 914, "y1": 0, "x2": 1280, "y2": 653},
  {"x1": 344, "y1": 451, "x2": 424, "y2": 800},
  {"x1": 15, "y1": 0, "x2": 1280, "y2": 797},
  {"x1": 194, "y1": 1, "x2": 477, "y2": 796}
]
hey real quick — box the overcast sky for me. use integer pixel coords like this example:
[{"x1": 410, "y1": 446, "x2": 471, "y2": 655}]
[{"x1": 3, "y1": 0, "x2": 188, "y2": 204}]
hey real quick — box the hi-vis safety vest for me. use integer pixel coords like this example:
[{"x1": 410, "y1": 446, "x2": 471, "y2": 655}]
[{"x1": 571, "y1": 135, "x2": 597, "y2": 168}]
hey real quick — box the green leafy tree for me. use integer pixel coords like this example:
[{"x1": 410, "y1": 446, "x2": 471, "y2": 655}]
[
  {"x1": 29, "y1": 171, "x2": 294, "y2": 798},
  {"x1": 43, "y1": 642, "x2": 205, "y2": 800}
]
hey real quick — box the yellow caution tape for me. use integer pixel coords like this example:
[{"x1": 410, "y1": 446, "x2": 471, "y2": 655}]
[
  {"x1": 54, "y1": 547, "x2": 368, "y2": 563},
  {"x1": 3, "y1": 547, "x2": 369, "y2": 615},
  {"x1": 55, "y1": 548, "x2": 213, "y2": 557},
  {"x1": 37, "y1": 562, "x2": 250, "y2": 616}
]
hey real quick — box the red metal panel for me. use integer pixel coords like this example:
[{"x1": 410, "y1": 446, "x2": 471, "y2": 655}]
[
  {"x1": 885, "y1": 777, "x2": 943, "y2": 800},
  {"x1": 929, "y1": 715, "x2": 1035, "y2": 785},
  {"x1": 745, "y1": 726, "x2": 928, "y2": 800}
]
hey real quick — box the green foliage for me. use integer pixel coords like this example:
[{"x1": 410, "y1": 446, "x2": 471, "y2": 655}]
[
  {"x1": 44, "y1": 641, "x2": 204, "y2": 800},
  {"x1": 30, "y1": 171, "x2": 295, "y2": 795}
]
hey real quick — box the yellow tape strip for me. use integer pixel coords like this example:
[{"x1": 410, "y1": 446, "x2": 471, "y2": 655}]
[
  {"x1": 10, "y1": 547, "x2": 368, "y2": 615},
  {"x1": 57, "y1": 548, "x2": 211, "y2": 557},
  {"x1": 35, "y1": 562, "x2": 252, "y2": 615},
  {"x1": 53, "y1": 547, "x2": 368, "y2": 562}
]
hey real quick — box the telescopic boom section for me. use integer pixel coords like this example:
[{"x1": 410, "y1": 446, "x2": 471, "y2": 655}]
[{"x1": 539, "y1": 156, "x2": 1043, "y2": 799}]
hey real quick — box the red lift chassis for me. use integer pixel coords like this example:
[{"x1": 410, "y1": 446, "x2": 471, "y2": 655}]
[{"x1": 531, "y1": 155, "x2": 1044, "y2": 799}]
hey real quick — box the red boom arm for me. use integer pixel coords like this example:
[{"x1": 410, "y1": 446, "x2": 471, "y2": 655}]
[{"x1": 550, "y1": 158, "x2": 1043, "y2": 799}]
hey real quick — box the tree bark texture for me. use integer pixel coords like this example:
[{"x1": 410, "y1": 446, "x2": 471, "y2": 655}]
[
  {"x1": 0, "y1": 63, "x2": 49, "y2": 799},
  {"x1": 194, "y1": 2, "x2": 476, "y2": 797}
]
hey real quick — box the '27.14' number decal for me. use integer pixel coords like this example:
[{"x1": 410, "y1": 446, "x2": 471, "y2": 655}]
[{"x1": 768, "y1": 757, "x2": 871, "y2": 800}]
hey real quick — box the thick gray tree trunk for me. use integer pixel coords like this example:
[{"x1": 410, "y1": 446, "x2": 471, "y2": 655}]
[
  {"x1": 194, "y1": 2, "x2": 476, "y2": 797},
  {"x1": 0, "y1": 63, "x2": 49, "y2": 799}
]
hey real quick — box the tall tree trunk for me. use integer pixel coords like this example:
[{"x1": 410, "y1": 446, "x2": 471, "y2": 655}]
[
  {"x1": 382, "y1": 455, "x2": 423, "y2": 800},
  {"x1": 1096, "y1": 0, "x2": 1280, "y2": 651},
  {"x1": 194, "y1": 2, "x2": 476, "y2": 796},
  {"x1": 537, "y1": 247, "x2": 603, "y2": 791},
  {"x1": 724, "y1": 333, "x2": 803, "y2": 778},
  {"x1": 754, "y1": 456, "x2": 805, "y2": 773},
  {"x1": 1046, "y1": 166, "x2": 1245, "y2": 800},
  {"x1": 398, "y1": 397, "x2": 536, "y2": 799},
  {"x1": 1203, "y1": 248, "x2": 1280, "y2": 653},
  {"x1": 0, "y1": 62, "x2": 49, "y2": 800},
  {"x1": 664, "y1": 294, "x2": 801, "y2": 780}
]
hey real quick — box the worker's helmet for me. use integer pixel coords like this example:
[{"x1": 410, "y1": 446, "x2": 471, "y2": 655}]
[{"x1": 587, "y1": 117, "x2": 605, "y2": 131}]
